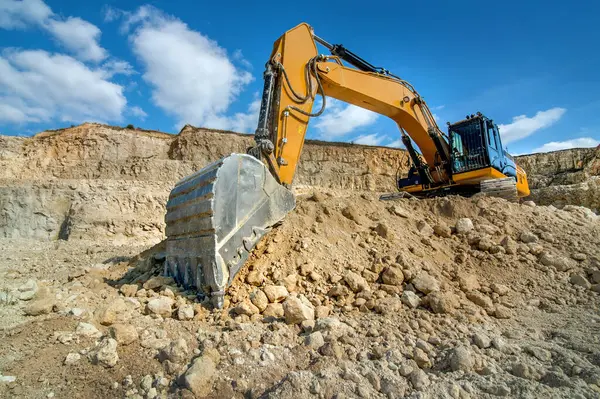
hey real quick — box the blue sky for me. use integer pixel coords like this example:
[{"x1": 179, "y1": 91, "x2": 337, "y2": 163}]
[{"x1": 1, "y1": 0, "x2": 599, "y2": 154}]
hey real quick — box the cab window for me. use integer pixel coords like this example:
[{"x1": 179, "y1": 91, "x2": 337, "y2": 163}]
[
  {"x1": 487, "y1": 124, "x2": 497, "y2": 150},
  {"x1": 452, "y1": 133, "x2": 464, "y2": 156}
]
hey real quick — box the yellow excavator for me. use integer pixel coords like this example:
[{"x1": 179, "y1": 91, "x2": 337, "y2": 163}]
[{"x1": 164, "y1": 23, "x2": 530, "y2": 307}]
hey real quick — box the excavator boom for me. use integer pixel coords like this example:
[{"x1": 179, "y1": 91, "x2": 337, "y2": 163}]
[
  {"x1": 252, "y1": 23, "x2": 450, "y2": 187},
  {"x1": 164, "y1": 23, "x2": 529, "y2": 306}
]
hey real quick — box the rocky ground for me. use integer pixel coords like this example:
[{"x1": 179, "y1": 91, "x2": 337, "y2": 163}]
[
  {"x1": 1, "y1": 124, "x2": 599, "y2": 398},
  {"x1": 1, "y1": 190, "x2": 599, "y2": 399}
]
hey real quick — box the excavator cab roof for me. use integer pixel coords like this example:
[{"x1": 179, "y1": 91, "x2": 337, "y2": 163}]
[{"x1": 448, "y1": 112, "x2": 491, "y2": 129}]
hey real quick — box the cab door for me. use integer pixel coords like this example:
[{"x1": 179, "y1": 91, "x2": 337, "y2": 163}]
[
  {"x1": 485, "y1": 120, "x2": 504, "y2": 172},
  {"x1": 492, "y1": 122, "x2": 516, "y2": 177}
]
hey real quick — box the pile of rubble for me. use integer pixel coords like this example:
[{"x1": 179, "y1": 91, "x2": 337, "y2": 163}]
[{"x1": 2, "y1": 190, "x2": 599, "y2": 398}]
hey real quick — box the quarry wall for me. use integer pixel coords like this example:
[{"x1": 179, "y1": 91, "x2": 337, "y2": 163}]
[{"x1": 0, "y1": 123, "x2": 597, "y2": 240}]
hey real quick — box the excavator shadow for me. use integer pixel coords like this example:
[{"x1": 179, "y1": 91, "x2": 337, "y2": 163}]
[
  {"x1": 103, "y1": 240, "x2": 167, "y2": 291},
  {"x1": 102, "y1": 241, "x2": 215, "y2": 313}
]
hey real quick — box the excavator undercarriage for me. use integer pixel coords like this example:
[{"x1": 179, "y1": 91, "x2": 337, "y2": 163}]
[{"x1": 164, "y1": 23, "x2": 530, "y2": 306}]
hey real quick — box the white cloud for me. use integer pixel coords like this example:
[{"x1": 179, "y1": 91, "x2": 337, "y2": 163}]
[
  {"x1": 313, "y1": 99, "x2": 379, "y2": 139},
  {"x1": 531, "y1": 137, "x2": 599, "y2": 153},
  {"x1": 0, "y1": 100, "x2": 49, "y2": 123},
  {"x1": 46, "y1": 17, "x2": 106, "y2": 62},
  {"x1": 499, "y1": 107, "x2": 566, "y2": 144},
  {"x1": 120, "y1": 5, "x2": 153, "y2": 32},
  {"x1": 0, "y1": 0, "x2": 107, "y2": 62},
  {"x1": 121, "y1": 6, "x2": 253, "y2": 129},
  {"x1": 0, "y1": 0, "x2": 51, "y2": 29},
  {"x1": 232, "y1": 49, "x2": 252, "y2": 69},
  {"x1": 353, "y1": 133, "x2": 385, "y2": 146},
  {"x1": 0, "y1": 49, "x2": 126, "y2": 124},
  {"x1": 129, "y1": 106, "x2": 147, "y2": 120},
  {"x1": 0, "y1": 1, "x2": 129, "y2": 126},
  {"x1": 103, "y1": 5, "x2": 120, "y2": 22},
  {"x1": 102, "y1": 59, "x2": 135, "y2": 77},
  {"x1": 204, "y1": 97, "x2": 261, "y2": 133}
]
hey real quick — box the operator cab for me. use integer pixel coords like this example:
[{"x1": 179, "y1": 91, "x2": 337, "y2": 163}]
[
  {"x1": 448, "y1": 112, "x2": 517, "y2": 179},
  {"x1": 397, "y1": 112, "x2": 519, "y2": 195}
]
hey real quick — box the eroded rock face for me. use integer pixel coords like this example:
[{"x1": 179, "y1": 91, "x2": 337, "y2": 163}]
[
  {"x1": 0, "y1": 124, "x2": 407, "y2": 241},
  {"x1": 516, "y1": 147, "x2": 600, "y2": 212},
  {"x1": 1, "y1": 123, "x2": 597, "y2": 242},
  {"x1": 0, "y1": 124, "x2": 407, "y2": 188}
]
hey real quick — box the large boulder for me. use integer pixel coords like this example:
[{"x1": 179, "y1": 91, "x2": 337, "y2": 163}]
[
  {"x1": 249, "y1": 290, "x2": 269, "y2": 312},
  {"x1": 146, "y1": 296, "x2": 174, "y2": 317},
  {"x1": 426, "y1": 292, "x2": 458, "y2": 314},
  {"x1": 412, "y1": 273, "x2": 440, "y2": 294},
  {"x1": 96, "y1": 298, "x2": 129, "y2": 325},
  {"x1": 88, "y1": 337, "x2": 119, "y2": 368},
  {"x1": 109, "y1": 324, "x2": 138, "y2": 345},
  {"x1": 455, "y1": 218, "x2": 474, "y2": 234},
  {"x1": 344, "y1": 271, "x2": 369, "y2": 293},
  {"x1": 382, "y1": 267, "x2": 405, "y2": 286},
  {"x1": 283, "y1": 296, "x2": 314, "y2": 324},
  {"x1": 182, "y1": 352, "x2": 219, "y2": 397},
  {"x1": 263, "y1": 285, "x2": 289, "y2": 303}
]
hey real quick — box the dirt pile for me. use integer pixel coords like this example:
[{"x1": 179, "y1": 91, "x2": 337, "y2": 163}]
[{"x1": 1, "y1": 191, "x2": 599, "y2": 398}]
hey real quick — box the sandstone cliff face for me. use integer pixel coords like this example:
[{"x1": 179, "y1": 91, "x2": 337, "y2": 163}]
[
  {"x1": 1, "y1": 180, "x2": 168, "y2": 241},
  {"x1": 0, "y1": 123, "x2": 407, "y2": 240},
  {"x1": 172, "y1": 126, "x2": 408, "y2": 191},
  {"x1": 1, "y1": 123, "x2": 597, "y2": 241},
  {"x1": 516, "y1": 147, "x2": 600, "y2": 211},
  {"x1": 0, "y1": 123, "x2": 407, "y2": 189}
]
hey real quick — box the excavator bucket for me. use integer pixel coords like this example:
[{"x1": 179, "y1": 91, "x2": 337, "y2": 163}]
[{"x1": 164, "y1": 154, "x2": 295, "y2": 308}]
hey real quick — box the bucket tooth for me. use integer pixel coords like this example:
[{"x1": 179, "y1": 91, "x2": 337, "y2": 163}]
[{"x1": 164, "y1": 154, "x2": 295, "y2": 307}]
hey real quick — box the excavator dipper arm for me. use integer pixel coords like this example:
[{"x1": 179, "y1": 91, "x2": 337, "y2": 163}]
[{"x1": 251, "y1": 23, "x2": 451, "y2": 187}]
